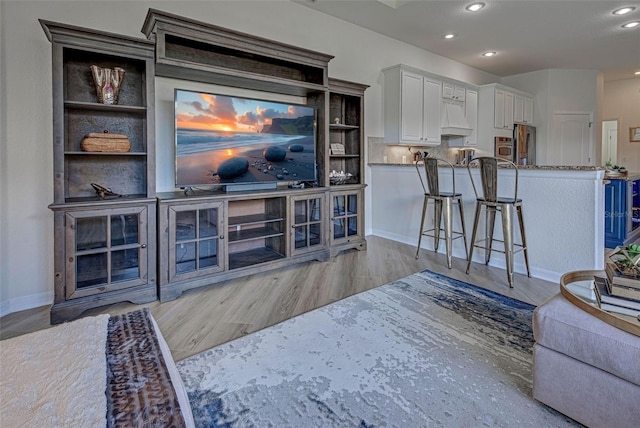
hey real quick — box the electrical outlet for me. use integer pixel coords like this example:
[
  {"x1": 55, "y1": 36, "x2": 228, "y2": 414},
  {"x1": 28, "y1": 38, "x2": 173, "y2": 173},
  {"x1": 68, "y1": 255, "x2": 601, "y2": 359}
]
[
  {"x1": 402, "y1": 155, "x2": 407, "y2": 164},
  {"x1": 383, "y1": 155, "x2": 388, "y2": 163}
]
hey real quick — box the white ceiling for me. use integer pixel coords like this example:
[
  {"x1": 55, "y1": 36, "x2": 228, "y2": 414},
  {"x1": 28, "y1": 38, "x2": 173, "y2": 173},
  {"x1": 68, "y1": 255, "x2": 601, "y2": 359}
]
[{"x1": 295, "y1": 0, "x2": 640, "y2": 82}]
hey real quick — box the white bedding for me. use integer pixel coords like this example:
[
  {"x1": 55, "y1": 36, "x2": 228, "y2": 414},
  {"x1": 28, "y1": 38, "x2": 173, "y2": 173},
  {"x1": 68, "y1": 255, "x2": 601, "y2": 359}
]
[
  {"x1": 0, "y1": 312, "x2": 194, "y2": 428},
  {"x1": 0, "y1": 315, "x2": 110, "y2": 427}
]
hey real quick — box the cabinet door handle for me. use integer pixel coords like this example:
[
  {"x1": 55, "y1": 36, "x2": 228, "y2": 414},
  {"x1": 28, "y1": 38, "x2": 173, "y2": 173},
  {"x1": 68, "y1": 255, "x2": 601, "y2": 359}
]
[
  {"x1": 140, "y1": 244, "x2": 147, "y2": 249},
  {"x1": 220, "y1": 235, "x2": 224, "y2": 240}
]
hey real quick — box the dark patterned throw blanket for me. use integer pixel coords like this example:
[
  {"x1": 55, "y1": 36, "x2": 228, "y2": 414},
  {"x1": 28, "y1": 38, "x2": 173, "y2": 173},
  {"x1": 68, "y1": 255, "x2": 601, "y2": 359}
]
[{"x1": 106, "y1": 309, "x2": 186, "y2": 428}]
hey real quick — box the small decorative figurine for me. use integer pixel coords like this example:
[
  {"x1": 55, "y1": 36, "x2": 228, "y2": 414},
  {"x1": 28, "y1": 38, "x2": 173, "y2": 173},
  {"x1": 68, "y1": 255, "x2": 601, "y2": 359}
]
[
  {"x1": 91, "y1": 183, "x2": 120, "y2": 199},
  {"x1": 90, "y1": 65, "x2": 125, "y2": 104}
]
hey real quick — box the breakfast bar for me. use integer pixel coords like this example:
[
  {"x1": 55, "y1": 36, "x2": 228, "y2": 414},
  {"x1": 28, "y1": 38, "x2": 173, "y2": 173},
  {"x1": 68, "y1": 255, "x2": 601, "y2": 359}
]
[{"x1": 368, "y1": 162, "x2": 606, "y2": 284}]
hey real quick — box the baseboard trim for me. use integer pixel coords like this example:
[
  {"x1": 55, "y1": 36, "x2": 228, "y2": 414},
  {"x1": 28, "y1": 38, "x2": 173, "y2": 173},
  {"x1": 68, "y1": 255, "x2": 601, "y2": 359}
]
[{"x1": 0, "y1": 292, "x2": 53, "y2": 318}]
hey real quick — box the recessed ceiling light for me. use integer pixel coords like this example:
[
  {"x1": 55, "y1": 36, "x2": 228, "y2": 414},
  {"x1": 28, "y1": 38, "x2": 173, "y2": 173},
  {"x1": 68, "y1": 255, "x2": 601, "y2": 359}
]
[
  {"x1": 444, "y1": 33, "x2": 456, "y2": 39},
  {"x1": 482, "y1": 51, "x2": 496, "y2": 57},
  {"x1": 613, "y1": 7, "x2": 635, "y2": 15},
  {"x1": 465, "y1": 3, "x2": 485, "y2": 12},
  {"x1": 622, "y1": 21, "x2": 640, "y2": 28},
  {"x1": 635, "y1": 71, "x2": 640, "y2": 75}
]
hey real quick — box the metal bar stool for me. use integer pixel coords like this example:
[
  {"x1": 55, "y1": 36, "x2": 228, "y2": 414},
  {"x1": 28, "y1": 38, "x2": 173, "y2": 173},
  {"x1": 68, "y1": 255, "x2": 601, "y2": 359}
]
[
  {"x1": 465, "y1": 156, "x2": 531, "y2": 287},
  {"x1": 415, "y1": 157, "x2": 468, "y2": 268}
]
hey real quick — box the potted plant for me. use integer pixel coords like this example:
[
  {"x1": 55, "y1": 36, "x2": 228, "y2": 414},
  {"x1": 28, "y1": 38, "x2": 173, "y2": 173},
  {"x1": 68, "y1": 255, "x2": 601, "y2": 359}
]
[{"x1": 609, "y1": 243, "x2": 640, "y2": 279}]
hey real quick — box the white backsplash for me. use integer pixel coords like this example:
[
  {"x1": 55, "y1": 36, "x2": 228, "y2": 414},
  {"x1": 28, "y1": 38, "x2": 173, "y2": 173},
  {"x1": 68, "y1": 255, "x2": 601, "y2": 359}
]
[{"x1": 367, "y1": 136, "x2": 491, "y2": 165}]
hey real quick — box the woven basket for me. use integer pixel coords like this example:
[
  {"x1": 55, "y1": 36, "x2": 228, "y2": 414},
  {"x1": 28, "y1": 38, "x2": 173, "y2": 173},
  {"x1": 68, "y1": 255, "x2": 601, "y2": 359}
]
[{"x1": 81, "y1": 131, "x2": 131, "y2": 153}]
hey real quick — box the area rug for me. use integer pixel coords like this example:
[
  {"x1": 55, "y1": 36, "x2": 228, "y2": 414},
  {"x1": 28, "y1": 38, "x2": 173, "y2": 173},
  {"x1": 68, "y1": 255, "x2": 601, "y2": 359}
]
[{"x1": 177, "y1": 269, "x2": 580, "y2": 427}]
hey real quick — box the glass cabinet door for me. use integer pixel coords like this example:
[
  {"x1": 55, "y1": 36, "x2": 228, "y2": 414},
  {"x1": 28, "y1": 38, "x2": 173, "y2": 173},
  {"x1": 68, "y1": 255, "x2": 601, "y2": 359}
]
[
  {"x1": 332, "y1": 191, "x2": 360, "y2": 242},
  {"x1": 169, "y1": 202, "x2": 224, "y2": 281},
  {"x1": 291, "y1": 195, "x2": 325, "y2": 253},
  {"x1": 65, "y1": 206, "x2": 148, "y2": 299}
]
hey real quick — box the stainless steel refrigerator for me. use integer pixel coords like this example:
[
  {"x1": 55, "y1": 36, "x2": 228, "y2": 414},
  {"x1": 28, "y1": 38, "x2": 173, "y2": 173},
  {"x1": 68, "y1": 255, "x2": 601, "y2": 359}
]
[{"x1": 513, "y1": 124, "x2": 536, "y2": 165}]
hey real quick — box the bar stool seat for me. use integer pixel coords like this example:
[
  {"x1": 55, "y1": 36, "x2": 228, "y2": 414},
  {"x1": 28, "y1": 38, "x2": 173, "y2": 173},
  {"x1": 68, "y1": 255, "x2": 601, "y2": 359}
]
[
  {"x1": 466, "y1": 156, "x2": 530, "y2": 287},
  {"x1": 415, "y1": 157, "x2": 468, "y2": 268},
  {"x1": 476, "y1": 197, "x2": 523, "y2": 203}
]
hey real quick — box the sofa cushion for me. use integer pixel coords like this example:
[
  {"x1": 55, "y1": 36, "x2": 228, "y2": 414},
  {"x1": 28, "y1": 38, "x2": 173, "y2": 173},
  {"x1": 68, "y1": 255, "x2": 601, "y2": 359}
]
[{"x1": 533, "y1": 293, "x2": 640, "y2": 386}]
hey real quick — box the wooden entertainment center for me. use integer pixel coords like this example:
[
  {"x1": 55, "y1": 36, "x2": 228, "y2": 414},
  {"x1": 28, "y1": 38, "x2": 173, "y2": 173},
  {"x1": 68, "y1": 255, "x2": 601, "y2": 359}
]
[{"x1": 41, "y1": 9, "x2": 368, "y2": 323}]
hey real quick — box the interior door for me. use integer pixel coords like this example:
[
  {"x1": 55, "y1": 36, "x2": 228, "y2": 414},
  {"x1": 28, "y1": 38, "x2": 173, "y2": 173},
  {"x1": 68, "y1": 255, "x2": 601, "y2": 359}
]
[
  {"x1": 552, "y1": 113, "x2": 592, "y2": 165},
  {"x1": 601, "y1": 119, "x2": 618, "y2": 165}
]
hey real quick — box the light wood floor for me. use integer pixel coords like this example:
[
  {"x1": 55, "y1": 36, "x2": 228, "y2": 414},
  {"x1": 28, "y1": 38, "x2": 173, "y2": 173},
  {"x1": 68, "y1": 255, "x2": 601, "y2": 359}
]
[{"x1": 0, "y1": 236, "x2": 559, "y2": 361}]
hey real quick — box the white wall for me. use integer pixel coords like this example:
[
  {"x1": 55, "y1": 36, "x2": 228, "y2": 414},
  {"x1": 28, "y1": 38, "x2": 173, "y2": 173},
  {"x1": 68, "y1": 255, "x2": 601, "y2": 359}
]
[
  {"x1": 502, "y1": 69, "x2": 599, "y2": 166},
  {"x1": 0, "y1": 0, "x2": 501, "y2": 315},
  {"x1": 602, "y1": 77, "x2": 640, "y2": 172},
  {"x1": 370, "y1": 165, "x2": 605, "y2": 283}
]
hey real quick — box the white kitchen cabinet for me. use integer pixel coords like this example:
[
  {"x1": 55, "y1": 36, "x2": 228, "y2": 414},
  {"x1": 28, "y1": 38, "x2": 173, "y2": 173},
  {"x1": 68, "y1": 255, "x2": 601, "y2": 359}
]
[
  {"x1": 514, "y1": 94, "x2": 534, "y2": 124},
  {"x1": 465, "y1": 89, "x2": 478, "y2": 146},
  {"x1": 514, "y1": 94, "x2": 524, "y2": 124},
  {"x1": 383, "y1": 65, "x2": 441, "y2": 145},
  {"x1": 495, "y1": 88, "x2": 514, "y2": 130},
  {"x1": 442, "y1": 82, "x2": 466, "y2": 102},
  {"x1": 447, "y1": 88, "x2": 478, "y2": 147},
  {"x1": 523, "y1": 97, "x2": 534, "y2": 124},
  {"x1": 422, "y1": 77, "x2": 442, "y2": 144}
]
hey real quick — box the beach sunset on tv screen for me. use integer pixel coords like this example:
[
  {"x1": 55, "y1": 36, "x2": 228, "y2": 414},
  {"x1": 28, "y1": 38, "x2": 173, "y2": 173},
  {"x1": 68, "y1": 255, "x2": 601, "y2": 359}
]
[{"x1": 174, "y1": 89, "x2": 316, "y2": 187}]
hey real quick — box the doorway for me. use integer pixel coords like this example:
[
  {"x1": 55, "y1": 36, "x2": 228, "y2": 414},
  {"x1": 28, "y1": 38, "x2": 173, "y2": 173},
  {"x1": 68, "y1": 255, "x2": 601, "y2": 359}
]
[
  {"x1": 551, "y1": 113, "x2": 593, "y2": 166},
  {"x1": 601, "y1": 119, "x2": 618, "y2": 166}
]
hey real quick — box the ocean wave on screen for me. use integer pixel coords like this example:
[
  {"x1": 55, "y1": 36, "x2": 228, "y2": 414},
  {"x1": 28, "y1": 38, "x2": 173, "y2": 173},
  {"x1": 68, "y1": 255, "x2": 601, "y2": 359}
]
[{"x1": 176, "y1": 129, "x2": 305, "y2": 155}]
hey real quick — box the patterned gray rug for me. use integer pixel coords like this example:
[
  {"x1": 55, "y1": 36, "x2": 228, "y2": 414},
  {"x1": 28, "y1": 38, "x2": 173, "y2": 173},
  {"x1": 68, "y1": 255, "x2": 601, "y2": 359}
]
[{"x1": 177, "y1": 269, "x2": 580, "y2": 427}]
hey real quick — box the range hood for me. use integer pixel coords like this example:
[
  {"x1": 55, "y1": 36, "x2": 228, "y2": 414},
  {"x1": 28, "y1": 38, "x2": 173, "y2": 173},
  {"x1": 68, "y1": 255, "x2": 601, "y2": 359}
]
[{"x1": 441, "y1": 102, "x2": 472, "y2": 137}]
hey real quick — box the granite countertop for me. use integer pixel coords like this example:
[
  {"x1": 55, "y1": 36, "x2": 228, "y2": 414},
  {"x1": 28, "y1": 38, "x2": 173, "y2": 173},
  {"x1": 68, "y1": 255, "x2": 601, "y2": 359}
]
[
  {"x1": 368, "y1": 162, "x2": 604, "y2": 171},
  {"x1": 604, "y1": 172, "x2": 640, "y2": 181}
]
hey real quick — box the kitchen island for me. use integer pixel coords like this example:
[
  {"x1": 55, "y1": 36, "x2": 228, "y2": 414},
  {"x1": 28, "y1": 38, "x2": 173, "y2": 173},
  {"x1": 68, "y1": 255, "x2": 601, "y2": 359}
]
[
  {"x1": 368, "y1": 162, "x2": 606, "y2": 284},
  {"x1": 604, "y1": 172, "x2": 640, "y2": 248}
]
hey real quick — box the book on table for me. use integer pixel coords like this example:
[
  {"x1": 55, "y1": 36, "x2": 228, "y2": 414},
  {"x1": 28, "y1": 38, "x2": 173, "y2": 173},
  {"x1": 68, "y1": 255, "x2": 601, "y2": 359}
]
[
  {"x1": 593, "y1": 276, "x2": 640, "y2": 316},
  {"x1": 609, "y1": 282, "x2": 640, "y2": 301},
  {"x1": 600, "y1": 302, "x2": 640, "y2": 318},
  {"x1": 605, "y1": 262, "x2": 640, "y2": 290}
]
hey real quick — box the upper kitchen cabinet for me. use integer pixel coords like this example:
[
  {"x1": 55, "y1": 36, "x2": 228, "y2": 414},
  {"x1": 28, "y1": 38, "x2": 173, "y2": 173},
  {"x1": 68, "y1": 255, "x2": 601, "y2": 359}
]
[
  {"x1": 495, "y1": 88, "x2": 514, "y2": 130},
  {"x1": 442, "y1": 82, "x2": 466, "y2": 102},
  {"x1": 447, "y1": 88, "x2": 478, "y2": 147},
  {"x1": 479, "y1": 83, "x2": 534, "y2": 133},
  {"x1": 383, "y1": 64, "x2": 441, "y2": 146},
  {"x1": 514, "y1": 94, "x2": 534, "y2": 124}
]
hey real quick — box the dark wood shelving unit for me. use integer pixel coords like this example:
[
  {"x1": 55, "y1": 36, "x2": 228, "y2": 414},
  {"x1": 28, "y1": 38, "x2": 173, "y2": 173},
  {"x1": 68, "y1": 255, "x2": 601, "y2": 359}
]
[
  {"x1": 41, "y1": 19, "x2": 157, "y2": 323},
  {"x1": 44, "y1": 10, "x2": 369, "y2": 312},
  {"x1": 327, "y1": 79, "x2": 368, "y2": 256}
]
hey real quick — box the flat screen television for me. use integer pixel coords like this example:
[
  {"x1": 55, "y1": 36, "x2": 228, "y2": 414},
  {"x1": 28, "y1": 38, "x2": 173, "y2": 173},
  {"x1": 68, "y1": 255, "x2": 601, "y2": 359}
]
[{"x1": 174, "y1": 89, "x2": 317, "y2": 190}]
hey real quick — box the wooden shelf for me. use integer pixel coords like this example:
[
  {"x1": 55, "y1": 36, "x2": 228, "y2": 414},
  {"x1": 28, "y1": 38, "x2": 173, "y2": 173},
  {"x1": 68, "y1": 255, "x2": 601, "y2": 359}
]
[
  {"x1": 330, "y1": 124, "x2": 359, "y2": 130},
  {"x1": 142, "y1": 9, "x2": 333, "y2": 97},
  {"x1": 229, "y1": 247, "x2": 285, "y2": 270},
  {"x1": 64, "y1": 101, "x2": 147, "y2": 112},
  {"x1": 329, "y1": 154, "x2": 360, "y2": 159},
  {"x1": 228, "y1": 226, "x2": 284, "y2": 243},
  {"x1": 64, "y1": 151, "x2": 147, "y2": 156},
  {"x1": 228, "y1": 213, "x2": 283, "y2": 227}
]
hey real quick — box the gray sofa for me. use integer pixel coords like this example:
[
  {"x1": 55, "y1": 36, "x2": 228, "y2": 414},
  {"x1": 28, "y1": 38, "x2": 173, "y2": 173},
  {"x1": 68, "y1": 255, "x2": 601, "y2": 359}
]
[{"x1": 532, "y1": 293, "x2": 640, "y2": 428}]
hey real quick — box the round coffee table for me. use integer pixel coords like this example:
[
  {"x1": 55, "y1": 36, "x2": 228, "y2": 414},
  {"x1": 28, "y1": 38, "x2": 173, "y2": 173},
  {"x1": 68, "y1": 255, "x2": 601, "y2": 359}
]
[{"x1": 560, "y1": 270, "x2": 640, "y2": 337}]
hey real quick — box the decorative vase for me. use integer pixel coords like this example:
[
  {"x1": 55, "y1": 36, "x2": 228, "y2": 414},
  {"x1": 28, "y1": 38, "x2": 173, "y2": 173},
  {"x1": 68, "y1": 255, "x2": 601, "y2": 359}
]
[{"x1": 90, "y1": 65, "x2": 125, "y2": 104}]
